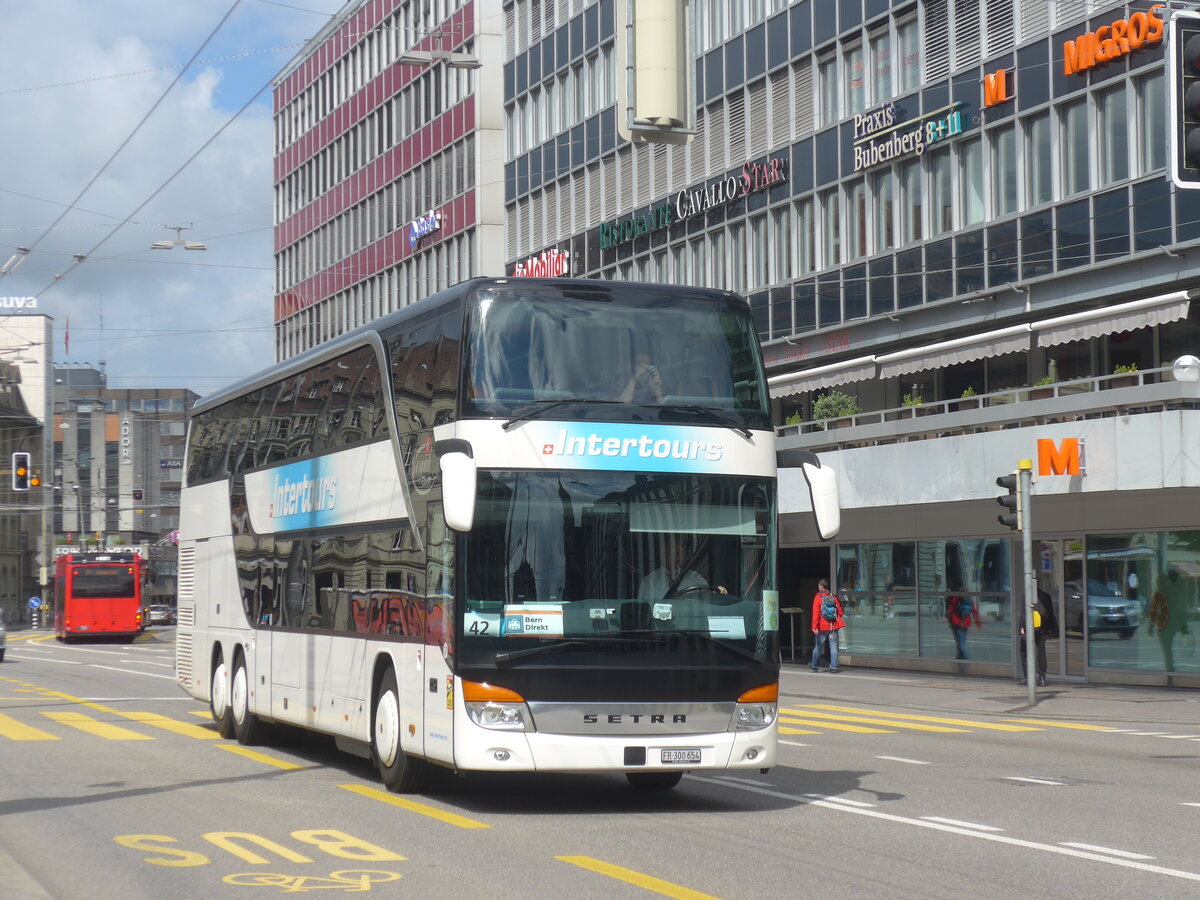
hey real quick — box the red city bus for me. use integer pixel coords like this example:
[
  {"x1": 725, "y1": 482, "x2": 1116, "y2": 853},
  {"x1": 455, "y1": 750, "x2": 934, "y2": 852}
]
[{"x1": 54, "y1": 552, "x2": 147, "y2": 641}]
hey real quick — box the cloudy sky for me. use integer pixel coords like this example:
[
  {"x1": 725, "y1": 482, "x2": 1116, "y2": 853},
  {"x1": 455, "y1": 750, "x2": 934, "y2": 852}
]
[{"x1": 0, "y1": 0, "x2": 350, "y2": 395}]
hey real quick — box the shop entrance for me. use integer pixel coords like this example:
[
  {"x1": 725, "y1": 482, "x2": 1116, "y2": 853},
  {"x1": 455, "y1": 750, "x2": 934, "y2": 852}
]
[{"x1": 1035, "y1": 538, "x2": 1085, "y2": 679}]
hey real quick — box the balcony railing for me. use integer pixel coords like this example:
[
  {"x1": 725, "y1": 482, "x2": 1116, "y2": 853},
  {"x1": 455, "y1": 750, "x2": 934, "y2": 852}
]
[{"x1": 776, "y1": 365, "x2": 1200, "y2": 450}]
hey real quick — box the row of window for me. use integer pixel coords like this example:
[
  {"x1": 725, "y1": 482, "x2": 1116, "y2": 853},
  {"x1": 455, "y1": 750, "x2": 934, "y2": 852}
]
[
  {"x1": 277, "y1": 231, "x2": 475, "y2": 360},
  {"x1": 505, "y1": 47, "x2": 614, "y2": 159},
  {"x1": 276, "y1": 138, "x2": 474, "y2": 295},
  {"x1": 276, "y1": 59, "x2": 475, "y2": 225},
  {"x1": 276, "y1": 0, "x2": 469, "y2": 151}
]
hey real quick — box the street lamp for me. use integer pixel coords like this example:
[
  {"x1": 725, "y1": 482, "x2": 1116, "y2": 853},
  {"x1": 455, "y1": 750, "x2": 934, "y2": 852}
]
[
  {"x1": 151, "y1": 225, "x2": 207, "y2": 251},
  {"x1": 398, "y1": 48, "x2": 482, "y2": 69}
]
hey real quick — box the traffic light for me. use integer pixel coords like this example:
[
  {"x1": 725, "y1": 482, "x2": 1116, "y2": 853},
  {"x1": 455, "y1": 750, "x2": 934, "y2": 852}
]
[
  {"x1": 132, "y1": 489, "x2": 143, "y2": 502},
  {"x1": 11, "y1": 451, "x2": 30, "y2": 491},
  {"x1": 996, "y1": 473, "x2": 1021, "y2": 531},
  {"x1": 1169, "y1": 10, "x2": 1200, "y2": 188}
]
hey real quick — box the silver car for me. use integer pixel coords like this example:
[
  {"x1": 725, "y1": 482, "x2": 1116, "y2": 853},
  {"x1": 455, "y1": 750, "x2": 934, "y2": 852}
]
[{"x1": 1064, "y1": 579, "x2": 1139, "y2": 640}]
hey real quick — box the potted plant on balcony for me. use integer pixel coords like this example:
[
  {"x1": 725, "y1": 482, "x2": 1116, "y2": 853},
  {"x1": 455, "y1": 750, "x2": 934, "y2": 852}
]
[
  {"x1": 1028, "y1": 375, "x2": 1054, "y2": 401},
  {"x1": 1110, "y1": 363, "x2": 1139, "y2": 389},
  {"x1": 811, "y1": 390, "x2": 859, "y2": 428},
  {"x1": 783, "y1": 411, "x2": 802, "y2": 431},
  {"x1": 902, "y1": 391, "x2": 924, "y2": 417},
  {"x1": 953, "y1": 386, "x2": 980, "y2": 412}
]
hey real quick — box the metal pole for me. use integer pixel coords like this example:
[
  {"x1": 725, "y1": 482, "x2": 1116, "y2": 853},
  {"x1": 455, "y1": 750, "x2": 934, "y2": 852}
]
[{"x1": 1019, "y1": 459, "x2": 1036, "y2": 707}]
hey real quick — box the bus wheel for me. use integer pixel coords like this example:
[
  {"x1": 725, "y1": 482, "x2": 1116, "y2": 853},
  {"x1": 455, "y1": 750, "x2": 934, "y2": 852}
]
[
  {"x1": 373, "y1": 668, "x2": 426, "y2": 793},
  {"x1": 231, "y1": 653, "x2": 265, "y2": 745},
  {"x1": 209, "y1": 653, "x2": 234, "y2": 739},
  {"x1": 625, "y1": 771, "x2": 683, "y2": 791}
]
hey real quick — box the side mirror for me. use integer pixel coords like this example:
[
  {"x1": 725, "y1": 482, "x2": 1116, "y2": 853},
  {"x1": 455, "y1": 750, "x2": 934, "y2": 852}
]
[
  {"x1": 778, "y1": 448, "x2": 841, "y2": 541},
  {"x1": 434, "y1": 439, "x2": 476, "y2": 533}
]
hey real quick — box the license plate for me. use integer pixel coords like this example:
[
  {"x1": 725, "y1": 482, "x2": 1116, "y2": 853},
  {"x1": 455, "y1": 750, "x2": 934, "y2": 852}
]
[
  {"x1": 661, "y1": 748, "x2": 702, "y2": 764},
  {"x1": 78, "y1": 626, "x2": 89, "y2": 631}
]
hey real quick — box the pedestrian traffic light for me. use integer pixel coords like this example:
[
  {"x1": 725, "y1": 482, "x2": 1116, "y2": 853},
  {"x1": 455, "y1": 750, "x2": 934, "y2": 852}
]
[
  {"x1": 1169, "y1": 10, "x2": 1200, "y2": 188},
  {"x1": 11, "y1": 451, "x2": 30, "y2": 491},
  {"x1": 996, "y1": 473, "x2": 1020, "y2": 531}
]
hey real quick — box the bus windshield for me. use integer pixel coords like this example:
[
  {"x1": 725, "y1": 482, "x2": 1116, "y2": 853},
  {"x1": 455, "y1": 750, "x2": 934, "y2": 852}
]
[
  {"x1": 462, "y1": 283, "x2": 770, "y2": 429},
  {"x1": 459, "y1": 470, "x2": 777, "y2": 666},
  {"x1": 70, "y1": 565, "x2": 137, "y2": 599}
]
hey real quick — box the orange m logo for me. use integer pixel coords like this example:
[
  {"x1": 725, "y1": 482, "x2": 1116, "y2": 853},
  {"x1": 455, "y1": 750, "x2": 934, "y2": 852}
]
[
  {"x1": 983, "y1": 69, "x2": 1009, "y2": 107},
  {"x1": 1038, "y1": 438, "x2": 1081, "y2": 476}
]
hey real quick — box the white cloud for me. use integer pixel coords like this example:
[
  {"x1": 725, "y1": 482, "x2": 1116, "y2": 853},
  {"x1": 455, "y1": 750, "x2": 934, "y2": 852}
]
[{"x1": 0, "y1": 0, "x2": 348, "y2": 394}]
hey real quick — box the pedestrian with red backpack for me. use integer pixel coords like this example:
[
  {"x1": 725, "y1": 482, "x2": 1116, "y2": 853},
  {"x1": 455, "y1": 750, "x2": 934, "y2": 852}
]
[{"x1": 810, "y1": 578, "x2": 845, "y2": 673}]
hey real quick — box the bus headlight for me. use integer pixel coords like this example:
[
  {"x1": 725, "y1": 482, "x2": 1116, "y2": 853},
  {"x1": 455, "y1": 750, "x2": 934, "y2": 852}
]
[
  {"x1": 735, "y1": 703, "x2": 777, "y2": 730},
  {"x1": 462, "y1": 680, "x2": 532, "y2": 732},
  {"x1": 735, "y1": 682, "x2": 778, "y2": 731},
  {"x1": 465, "y1": 700, "x2": 531, "y2": 732}
]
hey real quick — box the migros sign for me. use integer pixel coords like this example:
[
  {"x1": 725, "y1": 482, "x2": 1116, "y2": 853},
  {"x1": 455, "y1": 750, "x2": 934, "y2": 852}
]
[{"x1": 1063, "y1": 4, "x2": 1163, "y2": 76}]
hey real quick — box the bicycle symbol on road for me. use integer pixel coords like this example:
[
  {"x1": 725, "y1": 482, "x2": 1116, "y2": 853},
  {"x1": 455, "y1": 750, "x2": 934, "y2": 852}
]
[{"x1": 223, "y1": 870, "x2": 401, "y2": 892}]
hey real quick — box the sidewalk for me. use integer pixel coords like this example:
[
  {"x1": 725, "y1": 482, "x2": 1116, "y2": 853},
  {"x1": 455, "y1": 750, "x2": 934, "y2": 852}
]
[{"x1": 780, "y1": 662, "x2": 1200, "y2": 727}]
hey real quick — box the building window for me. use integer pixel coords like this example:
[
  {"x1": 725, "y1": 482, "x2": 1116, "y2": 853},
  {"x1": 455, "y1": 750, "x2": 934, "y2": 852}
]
[
  {"x1": 868, "y1": 29, "x2": 892, "y2": 106},
  {"x1": 961, "y1": 137, "x2": 984, "y2": 226},
  {"x1": 897, "y1": 17, "x2": 920, "y2": 93},
  {"x1": 820, "y1": 189, "x2": 840, "y2": 267},
  {"x1": 991, "y1": 125, "x2": 1017, "y2": 217},
  {"x1": 845, "y1": 180, "x2": 867, "y2": 259},
  {"x1": 871, "y1": 170, "x2": 895, "y2": 251},
  {"x1": 711, "y1": 229, "x2": 728, "y2": 291},
  {"x1": 797, "y1": 199, "x2": 815, "y2": 275},
  {"x1": 818, "y1": 54, "x2": 838, "y2": 125},
  {"x1": 771, "y1": 206, "x2": 792, "y2": 284},
  {"x1": 1098, "y1": 85, "x2": 1129, "y2": 186},
  {"x1": 749, "y1": 216, "x2": 768, "y2": 289},
  {"x1": 929, "y1": 149, "x2": 952, "y2": 235},
  {"x1": 729, "y1": 222, "x2": 746, "y2": 293},
  {"x1": 1138, "y1": 72, "x2": 1166, "y2": 174},
  {"x1": 900, "y1": 159, "x2": 922, "y2": 244},
  {"x1": 1062, "y1": 99, "x2": 1090, "y2": 196},
  {"x1": 1026, "y1": 112, "x2": 1052, "y2": 208},
  {"x1": 845, "y1": 43, "x2": 865, "y2": 116}
]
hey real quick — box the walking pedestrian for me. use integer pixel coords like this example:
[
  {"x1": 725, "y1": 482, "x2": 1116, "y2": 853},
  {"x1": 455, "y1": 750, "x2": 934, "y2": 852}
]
[
  {"x1": 1018, "y1": 587, "x2": 1057, "y2": 686},
  {"x1": 946, "y1": 585, "x2": 980, "y2": 660},
  {"x1": 810, "y1": 579, "x2": 844, "y2": 673}
]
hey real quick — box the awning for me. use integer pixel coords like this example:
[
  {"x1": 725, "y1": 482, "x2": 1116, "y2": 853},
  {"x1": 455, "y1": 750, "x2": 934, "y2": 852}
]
[
  {"x1": 1035, "y1": 291, "x2": 1191, "y2": 348},
  {"x1": 876, "y1": 325, "x2": 1032, "y2": 380},
  {"x1": 768, "y1": 355, "x2": 877, "y2": 399}
]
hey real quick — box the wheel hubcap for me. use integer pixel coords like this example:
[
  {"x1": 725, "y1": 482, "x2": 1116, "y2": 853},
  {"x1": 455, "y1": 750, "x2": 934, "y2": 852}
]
[
  {"x1": 211, "y1": 663, "x2": 228, "y2": 718},
  {"x1": 375, "y1": 689, "x2": 399, "y2": 767},
  {"x1": 232, "y1": 665, "x2": 247, "y2": 725}
]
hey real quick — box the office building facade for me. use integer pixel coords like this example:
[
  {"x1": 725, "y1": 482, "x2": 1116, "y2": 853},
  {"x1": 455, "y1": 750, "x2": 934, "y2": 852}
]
[{"x1": 503, "y1": 0, "x2": 1200, "y2": 686}]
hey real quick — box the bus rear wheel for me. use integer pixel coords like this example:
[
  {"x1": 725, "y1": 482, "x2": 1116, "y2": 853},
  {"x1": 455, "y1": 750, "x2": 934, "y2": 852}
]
[
  {"x1": 231, "y1": 652, "x2": 265, "y2": 745},
  {"x1": 372, "y1": 668, "x2": 427, "y2": 793},
  {"x1": 210, "y1": 653, "x2": 234, "y2": 739},
  {"x1": 625, "y1": 771, "x2": 683, "y2": 791}
]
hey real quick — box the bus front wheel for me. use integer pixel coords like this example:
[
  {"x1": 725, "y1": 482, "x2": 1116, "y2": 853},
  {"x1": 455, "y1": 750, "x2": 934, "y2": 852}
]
[
  {"x1": 625, "y1": 771, "x2": 683, "y2": 790},
  {"x1": 210, "y1": 653, "x2": 234, "y2": 739},
  {"x1": 372, "y1": 668, "x2": 427, "y2": 793},
  {"x1": 231, "y1": 652, "x2": 265, "y2": 745}
]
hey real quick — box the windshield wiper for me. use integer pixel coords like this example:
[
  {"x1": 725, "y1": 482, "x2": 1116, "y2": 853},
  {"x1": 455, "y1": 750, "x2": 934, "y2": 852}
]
[
  {"x1": 493, "y1": 635, "x2": 631, "y2": 665},
  {"x1": 659, "y1": 404, "x2": 753, "y2": 439},
  {"x1": 502, "y1": 398, "x2": 623, "y2": 430}
]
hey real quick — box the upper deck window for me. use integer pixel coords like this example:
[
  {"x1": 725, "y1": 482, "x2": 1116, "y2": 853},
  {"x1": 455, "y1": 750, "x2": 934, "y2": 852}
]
[{"x1": 461, "y1": 283, "x2": 770, "y2": 430}]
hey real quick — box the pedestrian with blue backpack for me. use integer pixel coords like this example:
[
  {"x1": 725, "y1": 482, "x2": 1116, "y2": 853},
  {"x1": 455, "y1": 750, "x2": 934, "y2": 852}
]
[{"x1": 810, "y1": 579, "x2": 844, "y2": 673}]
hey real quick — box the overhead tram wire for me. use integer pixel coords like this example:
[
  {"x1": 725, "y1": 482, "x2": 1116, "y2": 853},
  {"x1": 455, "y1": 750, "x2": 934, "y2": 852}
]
[{"x1": 4, "y1": 0, "x2": 245, "y2": 278}]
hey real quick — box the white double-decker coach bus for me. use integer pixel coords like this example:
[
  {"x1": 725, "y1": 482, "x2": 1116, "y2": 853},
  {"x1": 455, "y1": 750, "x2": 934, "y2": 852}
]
[{"x1": 177, "y1": 277, "x2": 838, "y2": 791}]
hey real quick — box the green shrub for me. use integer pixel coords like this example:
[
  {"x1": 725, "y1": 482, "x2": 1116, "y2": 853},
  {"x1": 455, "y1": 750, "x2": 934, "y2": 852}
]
[
  {"x1": 902, "y1": 392, "x2": 923, "y2": 407},
  {"x1": 1113, "y1": 363, "x2": 1139, "y2": 374},
  {"x1": 960, "y1": 386, "x2": 976, "y2": 398},
  {"x1": 784, "y1": 412, "x2": 802, "y2": 425},
  {"x1": 811, "y1": 390, "x2": 860, "y2": 421},
  {"x1": 1033, "y1": 375, "x2": 1053, "y2": 386}
]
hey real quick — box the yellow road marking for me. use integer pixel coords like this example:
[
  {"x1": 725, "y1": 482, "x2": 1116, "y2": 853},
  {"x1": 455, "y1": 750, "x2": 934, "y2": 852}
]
[
  {"x1": 0, "y1": 712, "x2": 60, "y2": 740},
  {"x1": 1003, "y1": 718, "x2": 1119, "y2": 731},
  {"x1": 218, "y1": 744, "x2": 305, "y2": 770},
  {"x1": 41, "y1": 711, "x2": 153, "y2": 741},
  {"x1": 188, "y1": 710, "x2": 213, "y2": 719},
  {"x1": 117, "y1": 711, "x2": 220, "y2": 740},
  {"x1": 779, "y1": 716, "x2": 893, "y2": 734},
  {"x1": 557, "y1": 856, "x2": 722, "y2": 900},
  {"x1": 779, "y1": 726, "x2": 821, "y2": 735},
  {"x1": 780, "y1": 709, "x2": 968, "y2": 734},
  {"x1": 799, "y1": 704, "x2": 1042, "y2": 732},
  {"x1": 340, "y1": 784, "x2": 491, "y2": 829}
]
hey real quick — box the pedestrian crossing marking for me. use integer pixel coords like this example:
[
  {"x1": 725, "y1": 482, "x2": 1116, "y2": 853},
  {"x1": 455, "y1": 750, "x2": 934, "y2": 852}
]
[
  {"x1": 118, "y1": 711, "x2": 220, "y2": 740},
  {"x1": 779, "y1": 716, "x2": 894, "y2": 734},
  {"x1": 799, "y1": 704, "x2": 1042, "y2": 732},
  {"x1": 779, "y1": 726, "x2": 822, "y2": 735},
  {"x1": 781, "y1": 708, "x2": 969, "y2": 733},
  {"x1": 188, "y1": 710, "x2": 213, "y2": 719},
  {"x1": 1003, "y1": 718, "x2": 1118, "y2": 731},
  {"x1": 41, "y1": 711, "x2": 154, "y2": 741},
  {"x1": 0, "y1": 711, "x2": 59, "y2": 741},
  {"x1": 218, "y1": 744, "x2": 306, "y2": 770}
]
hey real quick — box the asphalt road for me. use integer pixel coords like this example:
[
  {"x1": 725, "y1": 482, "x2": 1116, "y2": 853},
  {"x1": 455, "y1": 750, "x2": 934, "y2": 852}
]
[{"x1": 2, "y1": 629, "x2": 1199, "y2": 899}]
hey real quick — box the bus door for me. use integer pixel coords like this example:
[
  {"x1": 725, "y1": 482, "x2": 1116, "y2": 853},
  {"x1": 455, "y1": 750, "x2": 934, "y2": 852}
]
[{"x1": 422, "y1": 518, "x2": 455, "y2": 765}]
